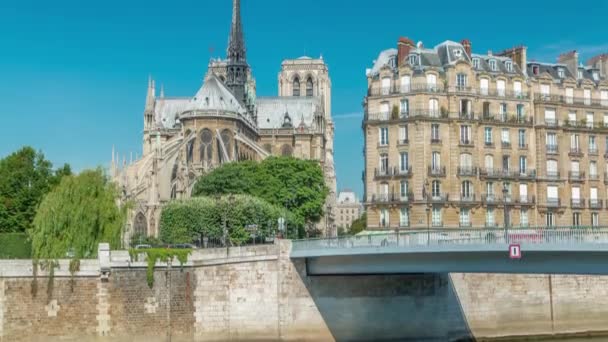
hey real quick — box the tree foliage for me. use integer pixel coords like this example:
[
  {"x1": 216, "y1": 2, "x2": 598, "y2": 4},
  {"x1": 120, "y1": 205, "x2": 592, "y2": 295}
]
[
  {"x1": 0, "y1": 147, "x2": 71, "y2": 233},
  {"x1": 192, "y1": 157, "x2": 328, "y2": 233},
  {"x1": 160, "y1": 195, "x2": 298, "y2": 245},
  {"x1": 29, "y1": 169, "x2": 126, "y2": 259},
  {"x1": 349, "y1": 212, "x2": 367, "y2": 235}
]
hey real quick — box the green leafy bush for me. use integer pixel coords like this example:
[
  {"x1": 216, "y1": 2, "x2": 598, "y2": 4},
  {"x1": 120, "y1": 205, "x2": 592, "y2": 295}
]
[
  {"x1": 0, "y1": 233, "x2": 32, "y2": 259},
  {"x1": 160, "y1": 195, "x2": 298, "y2": 245}
]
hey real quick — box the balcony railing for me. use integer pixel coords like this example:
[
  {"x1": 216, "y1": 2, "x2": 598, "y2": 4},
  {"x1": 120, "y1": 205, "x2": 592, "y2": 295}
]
[
  {"x1": 544, "y1": 198, "x2": 561, "y2": 207},
  {"x1": 589, "y1": 199, "x2": 603, "y2": 209},
  {"x1": 543, "y1": 119, "x2": 559, "y2": 127},
  {"x1": 501, "y1": 141, "x2": 512, "y2": 149},
  {"x1": 397, "y1": 139, "x2": 409, "y2": 145},
  {"x1": 481, "y1": 168, "x2": 537, "y2": 180},
  {"x1": 516, "y1": 196, "x2": 536, "y2": 205},
  {"x1": 589, "y1": 173, "x2": 600, "y2": 181},
  {"x1": 457, "y1": 166, "x2": 478, "y2": 177},
  {"x1": 459, "y1": 194, "x2": 477, "y2": 203},
  {"x1": 426, "y1": 193, "x2": 449, "y2": 203},
  {"x1": 368, "y1": 82, "x2": 446, "y2": 96},
  {"x1": 374, "y1": 168, "x2": 393, "y2": 178},
  {"x1": 369, "y1": 192, "x2": 414, "y2": 204},
  {"x1": 569, "y1": 147, "x2": 584, "y2": 157},
  {"x1": 458, "y1": 112, "x2": 476, "y2": 120},
  {"x1": 546, "y1": 144, "x2": 559, "y2": 154},
  {"x1": 518, "y1": 143, "x2": 529, "y2": 150},
  {"x1": 589, "y1": 147, "x2": 599, "y2": 155},
  {"x1": 482, "y1": 194, "x2": 500, "y2": 205},
  {"x1": 459, "y1": 139, "x2": 475, "y2": 147},
  {"x1": 571, "y1": 198, "x2": 586, "y2": 209},
  {"x1": 393, "y1": 166, "x2": 413, "y2": 178},
  {"x1": 546, "y1": 171, "x2": 561, "y2": 180},
  {"x1": 431, "y1": 137, "x2": 442, "y2": 144},
  {"x1": 484, "y1": 141, "x2": 495, "y2": 148},
  {"x1": 535, "y1": 94, "x2": 608, "y2": 107},
  {"x1": 568, "y1": 171, "x2": 586, "y2": 181},
  {"x1": 428, "y1": 166, "x2": 447, "y2": 177},
  {"x1": 480, "y1": 114, "x2": 533, "y2": 125}
]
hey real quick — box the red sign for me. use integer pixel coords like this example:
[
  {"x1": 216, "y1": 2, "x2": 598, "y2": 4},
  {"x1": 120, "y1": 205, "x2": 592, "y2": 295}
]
[{"x1": 509, "y1": 244, "x2": 522, "y2": 259}]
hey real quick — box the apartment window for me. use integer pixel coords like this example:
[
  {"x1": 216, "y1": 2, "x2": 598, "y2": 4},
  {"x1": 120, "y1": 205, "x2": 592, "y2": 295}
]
[
  {"x1": 518, "y1": 129, "x2": 526, "y2": 148},
  {"x1": 461, "y1": 181, "x2": 473, "y2": 199},
  {"x1": 472, "y1": 58, "x2": 480, "y2": 69},
  {"x1": 460, "y1": 153, "x2": 472, "y2": 170},
  {"x1": 380, "y1": 208, "x2": 389, "y2": 227},
  {"x1": 486, "y1": 182, "x2": 494, "y2": 196},
  {"x1": 590, "y1": 161, "x2": 598, "y2": 178},
  {"x1": 573, "y1": 213, "x2": 582, "y2": 227},
  {"x1": 502, "y1": 155, "x2": 510, "y2": 171},
  {"x1": 577, "y1": 69, "x2": 583, "y2": 79},
  {"x1": 381, "y1": 77, "x2": 391, "y2": 95},
  {"x1": 587, "y1": 112, "x2": 594, "y2": 128},
  {"x1": 516, "y1": 104, "x2": 525, "y2": 120},
  {"x1": 409, "y1": 55, "x2": 418, "y2": 66},
  {"x1": 379, "y1": 182, "x2": 389, "y2": 198},
  {"x1": 568, "y1": 111, "x2": 577, "y2": 125},
  {"x1": 558, "y1": 68, "x2": 565, "y2": 78},
  {"x1": 571, "y1": 161, "x2": 580, "y2": 177},
  {"x1": 520, "y1": 183, "x2": 528, "y2": 203},
  {"x1": 427, "y1": 74, "x2": 437, "y2": 91},
  {"x1": 485, "y1": 127, "x2": 493, "y2": 145},
  {"x1": 431, "y1": 180, "x2": 441, "y2": 197},
  {"x1": 544, "y1": 108, "x2": 556, "y2": 125},
  {"x1": 400, "y1": 75, "x2": 411, "y2": 92},
  {"x1": 486, "y1": 208, "x2": 495, "y2": 227},
  {"x1": 400, "y1": 208, "x2": 409, "y2": 227},
  {"x1": 532, "y1": 65, "x2": 540, "y2": 75},
  {"x1": 399, "y1": 125, "x2": 408, "y2": 143},
  {"x1": 547, "y1": 159, "x2": 558, "y2": 178},
  {"x1": 514, "y1": 81, "x2": 522, "y2": 97},
  {"x1": 501, "y1": 128, "x2": 510, "y2": 144},
  {"x1": 591, "y1": 187, "x2": 598, "y2": 205},
  {"x1": 505, "y1": 61, "x2": 513, "y2": 72},
  {"x1": 379, "y1": 154, "x2": 389, "y2": 173},
  {"x1": 541, "y1": 84, "x2": 551, "y2": 96},
  {"x1": 432, "y1": 207, "x2": 442, "y2": 227},
  {"x1": 457, "y1": 74, "x2": 467, "y2": 89},
  {"x1": 590, "y1": 136, "x2": 597, "y2": 153},
  {"x1": 485, "y1": 155, "x2": 494, "y2": 171},
  {"x1": 483, "y1": 102, "x2": 491, "y2": 117},
  {"x1": 429, "y1": 98, "x2": 439, "y2": 116},
  {"x1": 400, "y1": 99, "x2": 409, "y2": 116},
  {"x1": 431, "y1": 124, "x2": 440, "y2": 141},
  {"x1": 500, "y1": 103, "x2": 507, "y2": 121},
  {"x1": 548, "y1": 186, "x2": 559, "y2": 203},
  {"x1": 584, "y1": 89, "x2": 592, "y2": 106},
  {"x1": 571, "y1": 134, "x2": 580, "y2": 150},
  {"x1": 519, "y1": 156, "x2": 527, "y2": 174},
  {"x1": 572, "y1": 186, "x2": 581, "y2": 206},
  {"x1": 480, "y1": 78, "x2": 489, "y2": 95},
  {"x1": 497, "y1": 79, "x2": 506, "y2": 96},
  {"x1": 604, "y1": 113, "x2": 608, "y2": 126},
  {"x1": 460, "y1": 209, "x2": 471, "y2": 227},
  {"x1": 594, "y1": 72, "x2": 600, "y2": 81},
  {"x1": 432, "y1": 152, "x2": 441, "y2": 170},
  {"x1": 379, "y1": 127, "x2": 389, "y2": 145},
  {"x1": 460, "y1": 125, "x2": 472, "y2": 144},
  {"x1": 489, "y1": 60, "x2": 497, "y2": 71},
  {"x1": 546, "y1": 212, "x2": 555, "y2": 227},
  {"x1": 520, "y1": 209, "x2": 529, "y2": 227},
  {"x1": 592, "y1": 213, "x2": 600, "y2": 227},
  {"x1": 565, "y1": 88, "x2": 574, "y2": 104},
  {"x1": 601, "y1": 90, "x2": 608, "y2": 106},
  {"x1": 400, "y1": 181, "x2": 408, "y2": 199},
  {"x1": 546, "y1": 132, "x2": 557, "y2": 150},
  {"x1": 400, "y1": 152, "x2": 409, "y2": 172}
]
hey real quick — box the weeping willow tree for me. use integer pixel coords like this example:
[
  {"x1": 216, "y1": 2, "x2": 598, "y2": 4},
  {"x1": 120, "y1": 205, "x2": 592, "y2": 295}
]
[{"x1": 29, "y1": 169, "x2": 127, "y2": 259}]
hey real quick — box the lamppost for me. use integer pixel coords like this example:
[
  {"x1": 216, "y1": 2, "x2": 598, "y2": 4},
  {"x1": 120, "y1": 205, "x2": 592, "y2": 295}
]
[{"x1": 503, "y1": 182, "x2": 510, "y2": 243}]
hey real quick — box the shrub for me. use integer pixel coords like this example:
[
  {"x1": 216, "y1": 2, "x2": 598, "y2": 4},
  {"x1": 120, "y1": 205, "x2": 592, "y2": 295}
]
[{"x1": 0, "y1": 233, "x2": 31, "y2": 259}]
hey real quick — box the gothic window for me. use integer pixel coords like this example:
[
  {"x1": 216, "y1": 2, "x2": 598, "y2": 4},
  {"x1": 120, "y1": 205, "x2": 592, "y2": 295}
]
[
  {"x1": 186, "y1": 139, "x2": 195, "y2": 164},
  {"x1": 171, "y1": 164, "x2": 178, "y2": 182},
  {"x1": 133, "y1": 213, "x2": 147, "y2": 237},
  {"x1": 170, "y1": 185, "x2": 177, "y2": 200},
  {"x1": 293, "y1": 76, "x2": 301, "y2": 97},
  {"x1": 306, "y1": 77, "x2": 314, "y2": 97},
  {"x1": 281, "y1": 144, "x2": 293, "y2": 157},
  {"x1": 199, "y1": 129, "x2": 213, "y2": 167}
]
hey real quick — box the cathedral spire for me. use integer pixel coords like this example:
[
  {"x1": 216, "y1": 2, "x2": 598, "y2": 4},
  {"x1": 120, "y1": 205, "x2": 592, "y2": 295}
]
[{"x1": 227, "y1": 0, "x2": 246, "y2": 63}]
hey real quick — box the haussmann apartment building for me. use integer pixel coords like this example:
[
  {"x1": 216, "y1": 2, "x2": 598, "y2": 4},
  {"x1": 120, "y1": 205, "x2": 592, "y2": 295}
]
[{"x1": 363, "y1": 37, "x2": 608, "y2": 230}]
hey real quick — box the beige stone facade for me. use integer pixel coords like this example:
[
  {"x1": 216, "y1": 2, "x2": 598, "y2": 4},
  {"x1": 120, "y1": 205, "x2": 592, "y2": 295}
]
[
  {"x1": 364, "y1": 38, "x2": 608, "y2": 230},
  {"x1": 335, "y1": 190, "x2": 362, "y2": 230},
  {"x1": 112, "y1": 0, "x2": 336, "y2": 241}
]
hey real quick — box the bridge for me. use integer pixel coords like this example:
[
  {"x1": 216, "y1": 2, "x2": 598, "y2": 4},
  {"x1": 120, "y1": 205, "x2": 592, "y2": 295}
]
[{"x1": 291, "y1": 227, "x2": 608, "y2": 275}]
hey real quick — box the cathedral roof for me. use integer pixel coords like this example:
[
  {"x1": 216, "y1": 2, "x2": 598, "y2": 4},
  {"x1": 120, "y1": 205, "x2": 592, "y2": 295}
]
[
  {"x1": 256, "y1": 97, "x2": 321, "y2": 129},
  {"x1": 188, "y1": 75, "x2": 246, "y2": 114}
]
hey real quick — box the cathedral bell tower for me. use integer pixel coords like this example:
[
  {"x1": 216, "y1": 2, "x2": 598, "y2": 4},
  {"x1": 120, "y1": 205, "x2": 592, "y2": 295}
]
[{"x1": 226, "y1": 0, "x2": 248, "y2": 105}]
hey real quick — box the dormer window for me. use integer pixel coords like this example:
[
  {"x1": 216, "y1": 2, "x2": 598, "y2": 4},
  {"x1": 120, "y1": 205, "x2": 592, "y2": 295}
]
[
  {"x1": 532, "y1": 65, "x2": 540, "y2": 75},
  {"x1": 472, "y1": 58, "x2": 480, "y2": 69},
  {"x1": 489, "y1": 60, "x2": 497, "y2": 71},
  {"x1": 454, "y1": 49, "x2": 462, "y2": 58},
  {"x1": 557, "y1": 68, "x2": 565, "y2": 78},
  {"x1": 409, "y1": 54, "x2": 418, "y2": 66},
  {"x1": 577, "y1": 69, "x2": 583, "y2": 79},
  {"x1": 593, "y1": 71, "x2": 599, "y2": 81},
  {"x1": 505, "y1": 61, "x2": 513, "y2": 72},
  {"x1": 389, "y1": 56, "x2": 397, "y2": 68}
]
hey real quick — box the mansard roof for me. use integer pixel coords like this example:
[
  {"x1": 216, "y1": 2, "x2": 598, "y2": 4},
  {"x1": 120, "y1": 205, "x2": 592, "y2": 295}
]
[
  {"x1": 189, "y1": 75, "x2": 246, "y2": 114},
  {"x1": 256, "y1": 97, "x2": 321, "y2": 130}
]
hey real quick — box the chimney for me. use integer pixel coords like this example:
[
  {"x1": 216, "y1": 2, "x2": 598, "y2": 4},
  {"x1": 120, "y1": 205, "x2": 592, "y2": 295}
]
[
  {"x1": 397, "y1": 37, "x2": 415, "y2": 66},
  {"x1": 461, "y1": 39, "x2": 472, "y2": 57},
  {"x1": 558, "y1": 50, "x2": 579, "y2": 77},
  {"x1": 496, "y1": 46, "x2": 528, "y2": 74},
  {"x1": 588, "y1": 53, "x2": 608, "y2": 78}
]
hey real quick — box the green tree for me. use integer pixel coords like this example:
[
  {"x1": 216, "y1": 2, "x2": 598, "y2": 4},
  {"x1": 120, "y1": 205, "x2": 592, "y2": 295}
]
[
  {"x1": 160, "y1": 195, "x2": 298, "y2": 245},
  {"x1": 192, "y1": 157, "x2": 328, "y2": 235},
  {"x1": 29, "y1": 169, "x2": 126, "y2": 259},
  {"x1": 0, "y1": 147, "x2": 71, "y2": 233},
  {"x1": 349, "y1": 212, "x2": 367, "y2": 235}
]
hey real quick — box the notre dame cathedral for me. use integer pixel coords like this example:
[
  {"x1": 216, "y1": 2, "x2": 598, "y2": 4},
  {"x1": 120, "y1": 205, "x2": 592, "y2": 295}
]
[{"x1": 111, "y1": 0, "x2": 337, "y2": 242}]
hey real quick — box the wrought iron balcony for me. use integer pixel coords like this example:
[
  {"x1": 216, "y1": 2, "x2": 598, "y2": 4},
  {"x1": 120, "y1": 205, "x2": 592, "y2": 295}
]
[
  {"x1": 543, "y1": 119, "x2": 560, "y2": 127},
  {"x1": 459, "y1": 139, "x2": 475, "y2": 147},
  {"x1": 459, "y1": 112, "x2": 476, "y2": 120},
  {"x1": 368, "y1": 192, "x2": 414, "y2": 204},
  {"x1": 518, "y1": 143, "x2": 529, "y2": 150},
  {"x1": 515, "y1": 196, "x2": 536, "y2": 206},
  {"x1": 426, "y1": 193, "x2": 449, "y2": 203},
  {"x1": 569, "y1": 147, "x2": 584, "y2": 157},
  {"x1": 501, "y1": 141, "x2": 512, "y2": 149},
  {"x1": 480, "y1": 114, "x2": 533, "y2": 125},
  {"x1": 374, "y1": 167, "x2": 394, "y2": 179},
  {"x1": 589, "y1": 147, "x2": 599, "y2": 155},
  {"x1": 458, "y1": 194, "x2": 477, "y2": 203},
  {"x1": 457, "y1": 166, "x2": 478, "y2": 177},
  {"x1": 534, "y1": 94, "x2": 608, "y2": 108},
  {"x1": 367, "y1": 82, "x2": 447, "y2": 97},
  {"x1": 397, "y1": 138, "x2": 409, "y2": 145},
  {"x1": 571, "y1": 198, "x2": 586, "y2": 209},
  {"x1": 568, "y1": 171, "x2": 586, "y2": 182},
  {"x1": 544, "y1": 198, "x2": 561, "y2": 208},
  {"x1": 393, "y1": 166, "x2": 413, "y2": 178},
  {"x1": 589, "y1": 199, "x2": 603, "y2": 209},
  {"x1": 546, "y1": 144, "x2": 559, "y2": 154},
  {"x1": 484, "y1": 141, "x2": 495, "y2": 148},
  {"x1": 481, "y1": 194, "x2": 501, "y2": 205},
  {"x1": 481, "y1": 168, "x2": 536, "y2": 180},
  {"x1": 428, "y1": 166, "x2": 447, "y2": 177},
  {"x1": 589, "y1": 173, "x2": 600, "y2": 181},
  {"x1": 546, "y1": 171, "x2": 561, "y2": 180},
  {"x1": 431, "y1": 137, "x2": 442, "y2": 144}
]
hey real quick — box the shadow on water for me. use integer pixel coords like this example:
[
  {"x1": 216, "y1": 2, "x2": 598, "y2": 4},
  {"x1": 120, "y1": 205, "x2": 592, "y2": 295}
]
[{"x1": 297, "y1": 266, "x2": 475, "y2": 342}]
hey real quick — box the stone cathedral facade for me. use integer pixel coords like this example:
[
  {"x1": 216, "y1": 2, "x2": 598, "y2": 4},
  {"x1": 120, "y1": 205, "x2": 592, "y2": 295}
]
[{"x1": 111, "y1": 0, "x2": 336, "y2": 241}]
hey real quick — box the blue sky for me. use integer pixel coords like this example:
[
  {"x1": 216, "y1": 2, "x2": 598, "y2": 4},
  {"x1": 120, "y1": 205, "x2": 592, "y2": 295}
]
[{"x1": 0, "y1": 0, "x2": 607, "y2": 197}]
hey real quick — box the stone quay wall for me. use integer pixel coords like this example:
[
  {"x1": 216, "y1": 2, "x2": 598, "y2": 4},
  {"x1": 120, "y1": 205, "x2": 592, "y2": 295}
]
[{"x1": 1, "y1": 242, "x2": 608, "y2": 341}]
